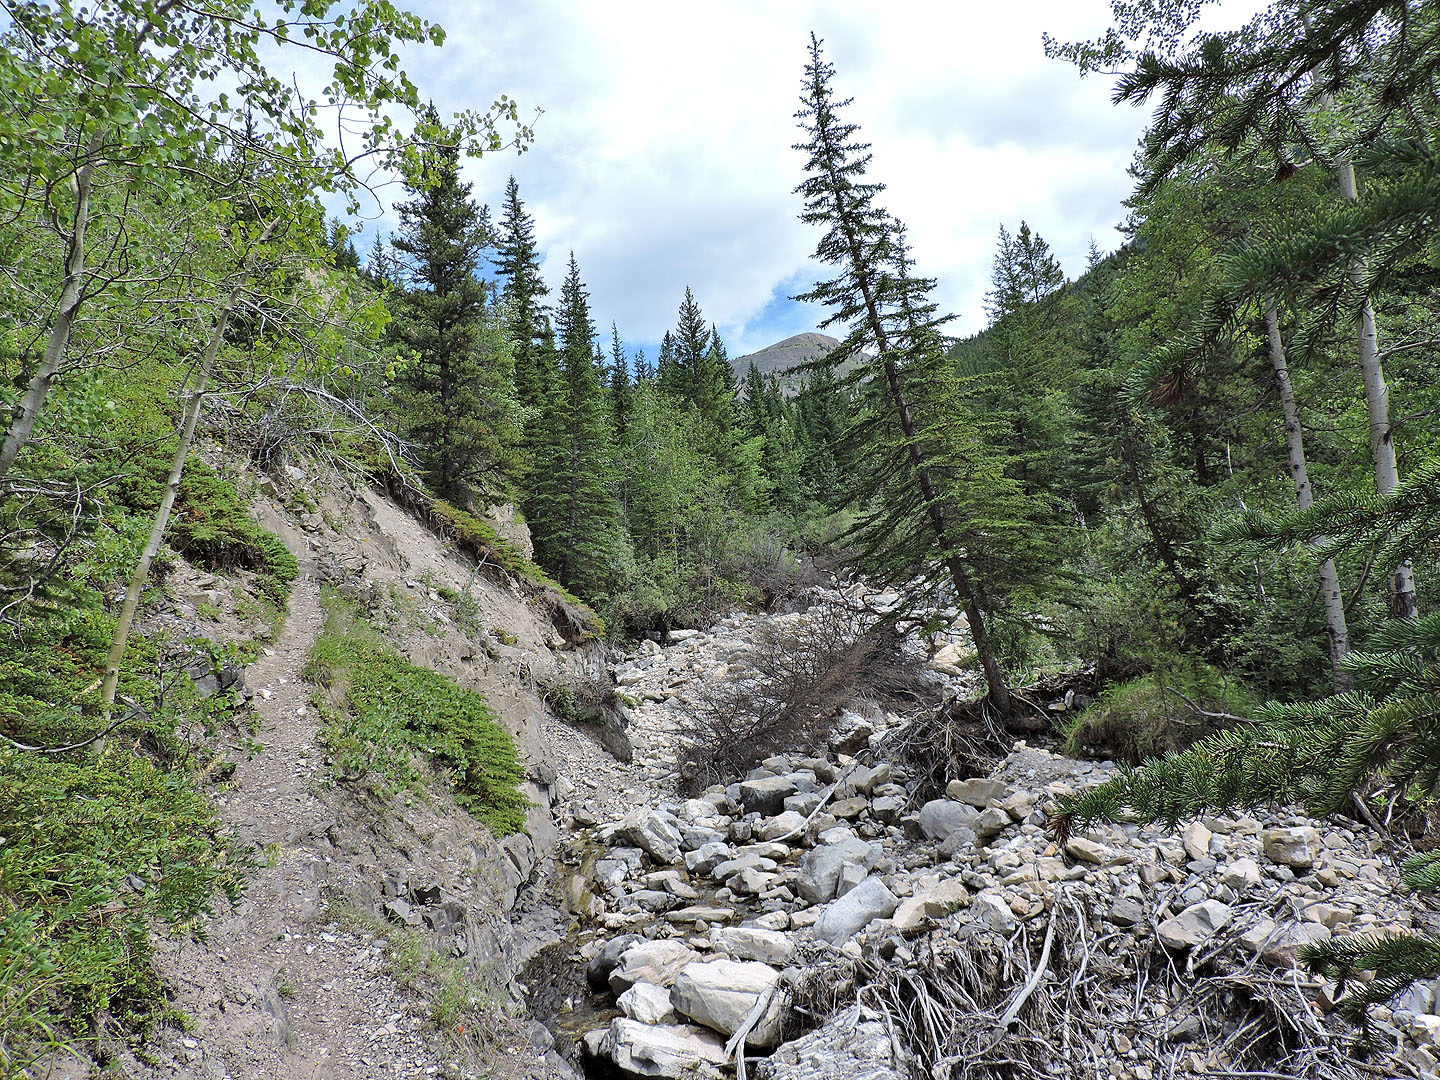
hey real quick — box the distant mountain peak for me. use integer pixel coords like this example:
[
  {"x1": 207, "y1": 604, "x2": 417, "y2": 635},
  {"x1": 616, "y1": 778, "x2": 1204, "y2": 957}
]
[{"x1": 732, "y1": 332, "x2": 840, "y2": 388}]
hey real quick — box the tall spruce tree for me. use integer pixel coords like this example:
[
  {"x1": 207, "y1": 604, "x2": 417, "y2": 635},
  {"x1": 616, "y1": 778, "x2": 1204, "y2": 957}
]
[
  {"x1": 794, "y1": 34, "x2": 1055, "y2": 714},
  {"x1": 608, "y1": 321, "x2": 633, "y2": 440},
  {"x1": 494, "y1": 175, "x2": 553, "y2": 412},
  {"x1": 388, "y1": 108, "x2": 520, "y2": 499},
  {"x1": 524, "y1": 253, "x2": 622, "y2": 598},
  {"x1": 983, "y1": 221, "x2": 1073, "y2": 494}
]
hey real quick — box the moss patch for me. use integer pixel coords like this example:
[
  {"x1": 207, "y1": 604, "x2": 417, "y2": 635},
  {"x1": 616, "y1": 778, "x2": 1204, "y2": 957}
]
[{"x1": 305, "y1": 591, "x2": 529, "y2": 835}]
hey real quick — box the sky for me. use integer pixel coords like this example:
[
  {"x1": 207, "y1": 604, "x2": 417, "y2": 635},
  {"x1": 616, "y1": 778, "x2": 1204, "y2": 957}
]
[{"x1": 345, "y1": 1, "x2": 1266, "y2": 362}]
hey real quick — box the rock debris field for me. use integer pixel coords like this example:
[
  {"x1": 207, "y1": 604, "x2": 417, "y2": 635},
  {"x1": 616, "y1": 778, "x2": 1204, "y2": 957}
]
[{"x1": 537, "y1": 608, "x2": 1440, "y2": 1080}]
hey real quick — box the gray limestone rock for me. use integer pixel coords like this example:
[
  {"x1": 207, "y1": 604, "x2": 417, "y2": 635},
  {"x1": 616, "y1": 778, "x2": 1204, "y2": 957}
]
[
  {"x1": 671, "y1": 958, "x2": 784, "y2": 1046},
  {"x1": 813, "y1": 877, "x2": 899, "y2": 944},
  {"x1": 608, "y1": 1018, "x2": 727, "y2": 1079},
  {"x1": 918, "y1": 800, "x2": 980, "y2": 841},
  {"x1": 796, "y1": 837, "x2": 879, "y2": 905},
  {"x1": 1157, "y1": 900, "x2": 1234, "y2": 950},
  {"x1": 609, "y1": 940, "x2": 703, "y2": 994},
  {"x1": 739, "y1": 776, "x2": 798, "y2": 815},
  {"x1": 710, "y1": 926, "x2": 796, "y2": 966}
]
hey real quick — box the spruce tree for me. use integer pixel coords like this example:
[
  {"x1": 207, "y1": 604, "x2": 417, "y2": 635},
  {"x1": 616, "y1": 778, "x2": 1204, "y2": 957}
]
[
  {"x1": 608, "y1": 321, "x2": 633, "y2": 440},
  {"x1": 388, "y1": 108, "x2": 520, "y2": 500},
  {"x1": 983, "y1": 221, "x2": 1074, "y2": 494},
  {"x1": 672, "y1": 287, "x2": 709, "y2": 404},
  {"x1": 524, "y1": 253, "x2": 622, "y2": 599},
  {"x1": 494, "y1": 175, "x2": 552, "y2": 412},
  {"x1": 793, "y1": 35, "x2": 1052, "y2": 714}
]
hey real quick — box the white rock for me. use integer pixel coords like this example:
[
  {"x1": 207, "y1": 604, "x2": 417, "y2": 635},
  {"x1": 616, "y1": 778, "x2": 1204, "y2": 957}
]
[
  {"x1": 608, "y1": 1018, "x2": 727, "y2": 1078},
  {"x1": 710, "y1": 926, "x2": 796, "y2": 966},
  {"x1": 1262, "y1": 827, "x2": 1321, "y2": 869},
  {"x1": 1182, "y1": 821, "x2": 1212, "y2": 862},
  {"x1": 1221, "y1": 857, "x2": 1262, "y2": 890},
  {"x1": 969, "y1": 891, "x2": 1018, "y2": 934},
  {"x1": 618, "y1": 981, "x2": 676, "y2": 1024},
  {"x1": 1157, "y1": 900, "x2": 1233, "y2": 950},
  {"x1": 621, "y1": 809, "x2": 684, "y2": 864},
  {"x1": 918, "y1": 800, "x2": 980, "y2": 841},
  {"x1": 945, "y1": 778, "x2": 1010, "y2": 807},
  {"x1": 797, "y1": 837, "x2": 878, "y2": 905},
  {"x1": 609, "y1": 940, "x2": 702, "y2": 994},
  {"x1": 893, "y1": 876, "x2": 970, "y2": 932},
  {"x1": 814, "y1": 877, "x2": 900, "y2": 944},
  {"x1": 670, "y1": 959, "x2": 784, "y2": 1046}
]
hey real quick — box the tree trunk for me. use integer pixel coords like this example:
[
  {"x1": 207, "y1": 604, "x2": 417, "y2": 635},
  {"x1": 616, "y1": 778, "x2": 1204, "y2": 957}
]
[
  {"x1": 98, "y1": 220, "x2": 278, "y2": 731},
  {"x1": 0, "y1": 135, "x2": 99, "y2": 483},
  {"x1": 1264, "y1": 300, "x2": 1351, "y2": 688},
  {"x1": 1337, "y1": 161, "x2": 1418, "y2": 618}
]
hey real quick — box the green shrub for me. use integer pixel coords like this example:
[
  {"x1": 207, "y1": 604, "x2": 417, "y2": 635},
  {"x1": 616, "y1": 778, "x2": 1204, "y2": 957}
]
[
  {"x1": 1061, "y1": 658, "x2": 1257, "y2": 763},
  {"x1": 0, "y1": 748, "x2": 247, "y2": 1062},
  {"x1": 306, "y1": 593, "x2": 529, "y2": 835}
]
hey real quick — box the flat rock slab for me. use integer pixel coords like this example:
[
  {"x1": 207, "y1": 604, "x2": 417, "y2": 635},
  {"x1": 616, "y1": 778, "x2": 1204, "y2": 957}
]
[
  {"x1": 610, "y1": 940, "x2": 703, "y2": 994},
  {"x1": 609, "y1": 1018, "x2": 727, "y2": 1079}
]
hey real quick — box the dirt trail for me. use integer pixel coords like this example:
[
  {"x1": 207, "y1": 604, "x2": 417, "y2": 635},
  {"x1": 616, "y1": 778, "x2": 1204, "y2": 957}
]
[{"x1": 142, "y1": 559, "x2": 454, "y2": 1080}]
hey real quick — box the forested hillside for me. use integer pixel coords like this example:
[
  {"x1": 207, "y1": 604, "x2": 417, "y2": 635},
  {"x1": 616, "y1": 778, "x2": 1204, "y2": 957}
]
[{"x1": 3, "y1": 0, "x2": 1440, "y2": 1075}]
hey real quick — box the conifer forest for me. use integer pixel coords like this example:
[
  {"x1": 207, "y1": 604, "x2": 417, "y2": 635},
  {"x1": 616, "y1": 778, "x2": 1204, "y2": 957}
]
[{"x1": 3, "y1": 2, "x2": 1440, "y2": 1079}]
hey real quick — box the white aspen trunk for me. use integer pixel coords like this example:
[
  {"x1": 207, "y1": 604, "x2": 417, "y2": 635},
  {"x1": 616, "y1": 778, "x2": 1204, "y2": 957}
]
[
  {"x1": 98, "y1": 220, "x2": 277, "y2": 732},
  {"x1": 1337, "y1": 160, "x2": 1418, "y2": 618},
  {"x1": 1265, "y1": 301, "x2": 1351, "y2": 688},
  {"x1": 0, "y1": 137, "x2": 99, "y2": 482}
]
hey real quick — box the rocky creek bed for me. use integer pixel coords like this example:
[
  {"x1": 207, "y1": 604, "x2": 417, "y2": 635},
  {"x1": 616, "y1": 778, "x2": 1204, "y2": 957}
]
[{"x1": 525, "y1": 587, "x2": 1440, "y2": 1080}]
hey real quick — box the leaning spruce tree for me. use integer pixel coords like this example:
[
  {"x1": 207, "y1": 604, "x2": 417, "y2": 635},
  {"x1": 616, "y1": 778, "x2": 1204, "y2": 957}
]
[{"x1": 793, "y1": 34, "x2": 1018, "y2": 714}]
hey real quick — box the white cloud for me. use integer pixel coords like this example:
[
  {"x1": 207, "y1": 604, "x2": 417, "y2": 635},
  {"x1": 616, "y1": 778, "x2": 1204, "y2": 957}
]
[{"x1": 341, "y1": 0, "x2": 1267, "y2": 355}]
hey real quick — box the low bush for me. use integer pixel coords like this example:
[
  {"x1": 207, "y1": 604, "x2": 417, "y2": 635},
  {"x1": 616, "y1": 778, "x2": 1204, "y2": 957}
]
[
  {"x1": 306, "y1": 592, "x2": 529, "y2": 835},
  {"x1": 1060, "y1": 658, "x2": 1257, "y2": 763}
]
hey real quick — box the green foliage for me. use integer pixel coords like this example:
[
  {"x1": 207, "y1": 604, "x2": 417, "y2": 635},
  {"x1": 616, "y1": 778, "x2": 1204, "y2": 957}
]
[
  {"x1": 386, "y1": 106, "x2": 523, "y2": 501},
  {"x1": 306, "y1": 591, "x2": 529, "y2": 836},
  {"x1": 1061, "y1": 659, "x2": 1256, "y2": 762}
]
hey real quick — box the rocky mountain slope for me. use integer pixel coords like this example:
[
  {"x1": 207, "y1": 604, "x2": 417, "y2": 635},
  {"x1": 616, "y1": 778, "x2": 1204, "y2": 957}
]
[{"x1": 730, "y1": 333, "x2": 841, "y2": 395}]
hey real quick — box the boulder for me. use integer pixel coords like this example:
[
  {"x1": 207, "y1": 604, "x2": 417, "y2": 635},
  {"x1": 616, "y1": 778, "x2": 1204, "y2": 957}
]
[
  {"x1": 608, "y1": 1018, "x2": 727, "y2": 1078},
  {"x1": 938, "y1": 826, "x2": 978, "y2": 858},
  {"x1": 609, "y1": 940, "x2": 702, "y2": 994},
  {"x1": 945, "y1": 778, "x2": 1009, "y2": 807},
  {"x1": 813, "y1": 877, "x2": 899, "y2": 944},
  {"x1": 757, "y1": 811, "x2": 808, "y2": 842},
  {"x1": 755, "y1": 1003, "x2": 908, "y2": 1080},
  {"x1": 918, "y1": 800, "x2": 980, "y2": 841},
  {"x1": 1157, "y1": 900, "x2": 1233, "y2": 950},
  {"x1": 1221, "y1": 857, "x2": 1262, "y2": 890},
  {"x1": 1064, "y1": 837, "x2": 1113, "y2": 865},
  {"x1": 711, "y1": 926, "x2": 796, "y2": 966},
  {"x1": 969, "y1": 891, "x2": 1018, "y2": 934},
  {"x1": 1182, "y1": 821, "x2": 1213, "y2": 862},
  {"x1": 684, "y1": 841, "x2": 733, "y2": 876},
  {"x1": 796, "y1": 837, "x2": 878, "y2": 905},
  {"x1": 621, "y1": 809, "x2": 684, "y2": 864},
  {"x1": 739, "y1": 776, "x2": 798, "y2": 815},
  {"x1": 1262, "y1": 827, "x2": 1321, "y2": 870},
  {"x1": 848, "y1": 762, "x2": 892, "y2": 796},
  {"x1": 893, "y1": 876, "x2": 970, "y2": 932},
  {"x1": 671, "y1": 958, "x2": 784, "y2": 1046},
  {"x1": 972, "y1": 807, "x2": 1012, "y2": 839},
  {"x1": 587, "y1": 933, "x2": 643, "y2": 989},
  {"x1": 1238, "y1": 919, "x2": 1332, "y2": 968},
  {"x1": 618, "y1": 981, "x2": 676, "y2": 1024}
]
